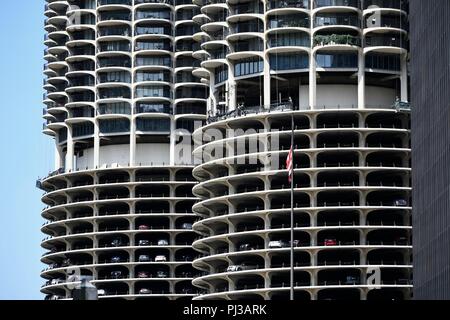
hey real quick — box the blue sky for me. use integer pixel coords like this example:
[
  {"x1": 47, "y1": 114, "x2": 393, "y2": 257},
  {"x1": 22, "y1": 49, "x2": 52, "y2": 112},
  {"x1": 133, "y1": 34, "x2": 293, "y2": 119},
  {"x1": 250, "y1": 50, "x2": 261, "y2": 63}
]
[{"x1": 0, "y1": 1, "x2": 54, "y2": 299}]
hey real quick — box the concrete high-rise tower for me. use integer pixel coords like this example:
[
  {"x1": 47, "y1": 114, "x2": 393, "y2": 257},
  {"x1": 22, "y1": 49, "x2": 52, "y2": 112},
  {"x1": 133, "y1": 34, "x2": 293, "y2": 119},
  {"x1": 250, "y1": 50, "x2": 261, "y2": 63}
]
[
  {"x1": 39, "y1": 0, "x2": 207, "y2": 300},
  {"x1": 191, "y1": 0, "x2": 413, "y2": 300},
  {"x1": 410, "y1": 0, "x2": 450, "y2": 300}
]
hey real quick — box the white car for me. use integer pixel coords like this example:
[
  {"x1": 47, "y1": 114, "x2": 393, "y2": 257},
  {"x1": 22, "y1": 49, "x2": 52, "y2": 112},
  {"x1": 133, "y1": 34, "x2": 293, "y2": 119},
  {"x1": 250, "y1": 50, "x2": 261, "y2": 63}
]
[
  {"x1": 157, "y1": 239, "x2": 169, "y2": 246},
  {"x1": 155, "y1": 255, "x2": 167, "y2": 262},
  {"x1": 97, "y1": 289, "x2": 106, "y2": 296},
  {"x1": 268, "y1": 240, "x2": 289, "y2": 249},
  {"x1": 181, "y1": 223, "x2": 193, "y2": 230},
  {"x1": 394, "y1": 199, "x2": 408, "y2": 206},
  {"x1": 226, "y1": 265, "x2": 251, "y2": 272},
  {"x1": 139, "y1": 288, "x2": 151, "y2": 295}
]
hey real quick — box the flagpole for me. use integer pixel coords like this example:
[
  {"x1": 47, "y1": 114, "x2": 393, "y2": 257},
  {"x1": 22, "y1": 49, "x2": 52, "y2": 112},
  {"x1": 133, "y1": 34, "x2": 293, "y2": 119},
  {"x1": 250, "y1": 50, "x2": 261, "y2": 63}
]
[{"x1": 290, "y1": 111, "x2": 294, "y2": 301}]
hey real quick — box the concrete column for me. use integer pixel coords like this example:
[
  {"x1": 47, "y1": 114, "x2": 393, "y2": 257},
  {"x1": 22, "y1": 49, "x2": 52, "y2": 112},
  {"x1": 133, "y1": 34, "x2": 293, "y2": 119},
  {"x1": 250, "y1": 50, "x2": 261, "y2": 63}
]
[
  {"x1": 358, "y1": 49, "x2": 365, "y2": 108},
  {"x1": 66, "y1": 128, "x2": 74, "y2": 171},
  {"x1": 309, "y1": 7, "x2": 316, "y2": 109},
  {"x1": 263, "y1": 56, "x2": 271, "y2": 109},
  {"x1": 227, "y1": 68, "x2": 237, "y2": 111},
  {"x1": 209, "y1": 72, "x2": 216, "y2": 114},
  {"x1": 55, "y1": 146, "x2": 64, "y2": 169},
  {"x1": 400, "y1": 54, "x2": 408, "y2": 101},
  {"x1": 94, "y1": 119, "x2": 100, "y2": 169},
  {"x1": 169, "y1": 117, "x2": 176, "y2": 166},
  {"x1": 309, "y1": 52, "x2": 316, "y2": 109},
  {"x1": 129, "y1": 117, "x2": 136, "y2": 166}
]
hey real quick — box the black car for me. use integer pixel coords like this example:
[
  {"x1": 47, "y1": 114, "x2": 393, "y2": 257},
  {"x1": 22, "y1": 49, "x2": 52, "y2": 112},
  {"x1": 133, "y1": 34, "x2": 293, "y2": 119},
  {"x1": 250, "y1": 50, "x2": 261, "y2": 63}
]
[
  {"x1": 110, "y1": 256, "x2": 122, "y2": 263},
  {"x1": 111, "y1": 239, "x2": 123, "y2": 247},
  {"x1": 239, "y1": 243, "x2": 256, "y2": 251},
  {"x1": 110, "y1": 271, "x2": 123, "y2": 279}
]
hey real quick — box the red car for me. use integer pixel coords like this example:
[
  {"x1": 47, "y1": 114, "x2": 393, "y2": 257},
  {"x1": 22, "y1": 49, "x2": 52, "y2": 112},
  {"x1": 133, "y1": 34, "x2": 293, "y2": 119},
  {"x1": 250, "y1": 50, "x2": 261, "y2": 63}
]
[
  {"x1": 138, "y1": 225, "x2": 150, "y2": 230},
  {"x1": 137, "y1": 271, "x2": 150, "y2": 278},
  {"x1": 324, "y1": 239, "x2": 337, "y2": 246}
]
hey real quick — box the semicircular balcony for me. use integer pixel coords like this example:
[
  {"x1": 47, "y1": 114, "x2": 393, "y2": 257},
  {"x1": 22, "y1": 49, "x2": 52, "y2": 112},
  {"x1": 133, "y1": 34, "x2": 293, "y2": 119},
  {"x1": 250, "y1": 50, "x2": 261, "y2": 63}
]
[
  {"x1": 201, "y1": 44, "x2": 229, "y2": 68},
  {"x1": 98, "y1": 118, "x2": 131, "y2": 137},
  {"x1": 135, "y1": 117, "x2": 171, "y2": 135},
  {"x1": 70, "y1": 120, "x2": 95, "y2": 141},
  {"x1": 66, "y1": 10, "x2": 96, "y2": 32},
  {"x1": 98, "y1": 24, "x2": 132, "y2": 42},
  {"x1": 174, "y1": 86, "x2": 208, "y2": 106},
  {"x1": 97, "y1": 0, "x2": 132, "y2": 7},
  {"x1": 97, "y1": 70, "x2": 132, "y2": 91},
  {"x1": 364, "y1": 12, "x2": 408, "y2": 34},
  {"x1": 267, "y1": 11, "x2": 310, "y2": 35},
  {"x1": 97, "y1": 55, "x2": 132, "y2": 73},
  {"x1": 266, "y1": 0, "x2": 310, "y2": 15},
  {"x1": 97, "y1": 86, "x2": 132, "y2": 104},
  {"x1": 67, "y1": 44, "x2": 96, "y2": 65},
  {"x1": 175, "y1": 23, "x2": 201, "y2": 43},
  {"x1": 134, "y1": 6, "x2": 172, "y2": 24},
  {"x1": 267, "y1": 30, "x2": 311, "y2": 56},
  {"x1": 134, "y1": 21, "x2": 173, "y2": 40},
  {"x1": 134, "y1": 0, "x2": 173, "y2": 11},
  {"x1": 201, "y1": 0, "x2": 228, "y2": 17},
  {"x1": 313, "y1": 0, "x2": 360, "y2": 13},
  {"x1": 363, "y1": 31, "x2": 408, "y2": 54},
  {"x1": 228, "y1": 0, "x2": 264, "y2": 22},
  {"x1": 97, "y1": 8, "x2": 132, "y2": 30},
  {"x1": 363, "y1": 0, "x2": 408, "y2": 16},
  {"x1": 227, "y1": 18, "x2": 264, "y2": 43},
  {"x1": 313, "y1": 12, "x2": 361, "y2": 35},
  {"x1": 66, "y1": 74, "x2": 96, "y2": 95},
  {"x1": 134, "y1": 84, "x2": 173, "y2": 106},
  {"x1": 313, "y1": 31, "x2": 361, "y2": 53},
  {"x1": 176, "y1": 4, "x2": 200, "y2": 24},
  {"x1": 227, "y1": 37, "x2": 264, "y2": 61},
  {"x1": 97, "y1": 39, "x2": 132, "y2": 57}
]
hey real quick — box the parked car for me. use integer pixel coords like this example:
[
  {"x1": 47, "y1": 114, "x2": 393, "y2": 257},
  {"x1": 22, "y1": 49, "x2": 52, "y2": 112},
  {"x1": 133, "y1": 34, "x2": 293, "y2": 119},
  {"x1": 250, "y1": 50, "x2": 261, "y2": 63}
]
[
  {"x1": 138, "y1": 255, "x2": 151, "y2": 262},
  {"x1": 139, "y1": 288, "x2": 151, "y2": 295},
  {"x1": 157, "y1": 239, "x2": 169, "y2": 246},
  {"x1": 110, "y1": 271, "x2": 122, "y2": 279},
  {"x1": 138, "y1": 224, "x2": 150, "y2": 230},
  {"x1": 51, "y1": 279, "x2": 63, "y2": 285},
  {"x1": 155, "y1": 255, "x2": 167, "y2": 262},
  {"x1": 156, "y1": 271, "x2": 168, "y2": 278},
  {"x1": 268, "y1": 240, "x2": 289, "y2": 248},
  {"x1": 110, "y1": 256, "x2": 122, "y2": 263},
  {"x1": 97, "y1": 289, "x2": 106, "y2": 296},
  {"x1": 394, "y1": 199, "x2": 408, "y2": 206},
  {"x1": 239, "y1": 243, "x2": 256, "y2": 251},
  {"x1": 138, "y1": 240, "x2": 150, "y2": 246},
  {"x1": 137, "y1": 271, "x2": 150, "y2": 278},
  {"x1": 324, "y1": 239, "x2": 337, "y2": 246},
  {"x1": 61, "y1": 258, "x2": 71, "y2": 267},
  {"x1": 111, "y1": 239, "x2": 123, "y2": 247},
  {"x1": 344, "y1": 276, "x2": 358, "y2": 285},
  {"x1": 181, "y1": 223, "x2": 193, "y2": 230},
  {"x1": 226, "y1": 265, "x2": 251, "y2": 272}
]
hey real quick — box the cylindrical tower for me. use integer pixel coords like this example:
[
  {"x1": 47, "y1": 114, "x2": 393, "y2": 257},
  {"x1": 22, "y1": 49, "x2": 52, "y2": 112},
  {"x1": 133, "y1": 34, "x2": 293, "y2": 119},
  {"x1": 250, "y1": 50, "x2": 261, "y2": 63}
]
[
  {"x1": 40, "y1": 0, "x2": 207, "y2": 300},
  {"x1": 191, "y1": 0, "x2": 412, "y2": 300}
]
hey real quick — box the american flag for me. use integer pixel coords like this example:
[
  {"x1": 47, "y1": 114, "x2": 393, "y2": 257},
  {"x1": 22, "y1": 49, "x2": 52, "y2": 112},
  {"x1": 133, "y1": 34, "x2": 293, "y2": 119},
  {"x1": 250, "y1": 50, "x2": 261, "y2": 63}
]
[{"x1": 286, "y1": 145, "x2": 293, "y2": 182}]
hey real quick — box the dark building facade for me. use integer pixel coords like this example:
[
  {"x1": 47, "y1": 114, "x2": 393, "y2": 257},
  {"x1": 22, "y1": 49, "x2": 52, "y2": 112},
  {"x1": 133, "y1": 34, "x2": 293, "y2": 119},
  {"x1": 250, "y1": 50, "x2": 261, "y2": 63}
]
[{"x1": 411, "y1": 0, "x2": 450, "y2": 299}]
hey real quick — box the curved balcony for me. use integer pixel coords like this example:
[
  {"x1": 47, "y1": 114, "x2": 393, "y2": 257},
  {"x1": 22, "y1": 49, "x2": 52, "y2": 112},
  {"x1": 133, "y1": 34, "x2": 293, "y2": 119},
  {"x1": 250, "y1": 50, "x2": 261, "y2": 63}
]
[
  {"x1": 313, "y1": 0, "x2": 360, "y2": 12},
  {"x1": 364, "y1": 33, "x2": 408, "y2": 54}
]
